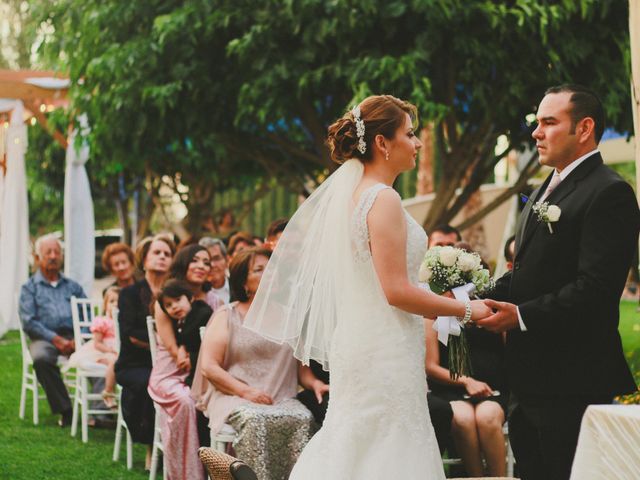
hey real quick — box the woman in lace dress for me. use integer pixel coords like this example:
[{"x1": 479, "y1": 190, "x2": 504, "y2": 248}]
[{"x1": 244, "y1": 95, "x2": 492, "y2": 479}]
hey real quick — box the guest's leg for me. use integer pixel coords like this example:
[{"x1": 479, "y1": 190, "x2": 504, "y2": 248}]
[
  {"x1": 29, "y1": 340, "x2": 71, "y2": 414},
  {"x1": 197, "y1": 410, "x2": 211, "y2": 447},
  {"x1": 426, "y1": 393, "x2": 453, "y2": 454},
  {"x1": 115, "y1": 367, "x2": 155, "y2": 444},
  {"x1": 296, "y1": 389, "x2": 329, "y2": 426},
  {"x1": 450, "y1": 400, "x2": 484, "y2": 476},
  {"x1": 104, "y1": 358, "x2": 116, "y2": 393},
  {"x1": 509, "y1": 405, "x2": 545, "y2": 480},
  {"x1": 475, "y1": 400, "x2": 506, "y2": 476},
  {"x1": 229, "y1": 399, "x2": 314, "y2": 480},
  {"x1": 156, "y1": 388, "x2": 204, "y2": 480}
]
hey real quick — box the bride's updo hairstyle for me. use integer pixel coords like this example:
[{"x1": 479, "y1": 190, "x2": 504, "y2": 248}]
[{"x1": 326, "y1": 95, "x2": 418, "y2": 164}]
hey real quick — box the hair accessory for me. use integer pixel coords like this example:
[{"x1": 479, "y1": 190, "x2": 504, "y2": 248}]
[{"x1": 351, "y1": 105, "x2": 366, "y2": 155}]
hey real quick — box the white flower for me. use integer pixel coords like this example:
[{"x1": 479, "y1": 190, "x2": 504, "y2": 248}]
[
  {"x1": 546, "y1": 205, "x2": 561, "y2": 222},
  {"x1": 457, "y1": 252, "x2": 481, "y2": 272},
  {"x1": 439, "y1": 246, "x2": 459, "y2": 267},
  {"x1": 419, "y1": 264, "x2": 432, "y2": 283}
]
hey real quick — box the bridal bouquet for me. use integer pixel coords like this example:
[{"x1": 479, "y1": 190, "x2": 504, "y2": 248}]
[{"x1": 419, "y1": 246, "x2": 494, "y2": 379}]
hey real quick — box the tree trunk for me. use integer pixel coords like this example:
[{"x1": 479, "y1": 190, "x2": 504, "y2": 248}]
[{"x1": 417, "y1": 123, "x2": 435, "y2": 195}]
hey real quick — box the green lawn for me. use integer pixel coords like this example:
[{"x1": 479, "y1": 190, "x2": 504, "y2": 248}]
[
  {"x1": 0, "y1": 330, "x2": 148, "y2": 480},
  {"x1": 1, "y1": 302, "x2": 638, "y2": 479}
]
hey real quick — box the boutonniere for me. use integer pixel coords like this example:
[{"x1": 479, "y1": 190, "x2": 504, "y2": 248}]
[{"x1": 532, "y1": 201, "x2": 561, "y2": 233}]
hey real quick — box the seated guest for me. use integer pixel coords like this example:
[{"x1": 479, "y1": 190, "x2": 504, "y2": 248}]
[
  {"x1": 149, "y1": 245, "x2": 224, "y2": 479},
  {"x1": 115, "y1": 234, "x2": 175, "y2": 468},
  {"x1": 503, "y1": 235, "x2": 516, "y2": 271},
  {"x1": 102, "y1": 242, "x2": 136, "y2": 291},
  {"x1": 227, "y1": 231, "x2": 254, "y2": 258},
  {"x1": 296, "y1": 360, "x2": 330, "y2": 426},
  {"x1": 199, "y1": 237, "x2": 230, "y2": 304},
  {"x1": 425, "y1": 316, "x2": 508, "y2": 476},
  {"x1": 19, "y1": 234, "x2": 86, "y2": 426},
  {"x1": 194, "y1": 248, "x2": 316, "y2": 480},
  {"x1": 264, "y1": 218, "x2": 288, "y2": 251},
  {"x1": 428, "y1": 224, "x2": 462, "y2": 248}
]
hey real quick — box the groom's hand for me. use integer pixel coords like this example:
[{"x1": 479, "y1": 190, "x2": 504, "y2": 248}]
[{"x1": 476, "y1": 299, "x2": 519, "y2": 332}]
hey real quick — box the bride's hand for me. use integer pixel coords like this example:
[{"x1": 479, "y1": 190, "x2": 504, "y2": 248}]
[{"x1": 470, "y1": 300, "x2": 492, "y2": 321}]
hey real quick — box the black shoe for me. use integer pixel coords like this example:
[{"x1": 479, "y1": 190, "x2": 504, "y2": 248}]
[{"x1": 58, "y1": 409, "x2": 73, "y2": 427}]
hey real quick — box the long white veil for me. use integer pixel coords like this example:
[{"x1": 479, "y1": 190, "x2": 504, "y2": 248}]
[{"x1": 244, "y1": 159, "x2": 365, "y2": 370}]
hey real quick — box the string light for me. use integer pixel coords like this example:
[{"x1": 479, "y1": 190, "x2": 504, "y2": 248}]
[
  {"x1": 30, "y1": 117, "x2": 37, "y2": 126},
  {"x1": 39, "y1": 104, "x2": 46, "y2": 113}
]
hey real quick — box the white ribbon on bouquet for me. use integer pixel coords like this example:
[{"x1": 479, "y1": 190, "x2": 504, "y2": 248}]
[{"x1": 432, "y1": 282, "x2": 476, "y2": 346}]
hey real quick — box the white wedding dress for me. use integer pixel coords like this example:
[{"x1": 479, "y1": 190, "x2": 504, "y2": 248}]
[{"x1": 288, "y1": 183, "x2": 446, "y2": 479}]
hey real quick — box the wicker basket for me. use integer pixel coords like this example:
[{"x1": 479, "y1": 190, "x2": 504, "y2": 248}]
[{"x1": 197, "y1": 447, "x2": 257, "y2": 480}]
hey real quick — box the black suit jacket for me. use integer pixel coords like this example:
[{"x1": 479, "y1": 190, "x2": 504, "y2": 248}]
[{"x1": 492, "y1": 152, "x2": 638, "y2": 400}]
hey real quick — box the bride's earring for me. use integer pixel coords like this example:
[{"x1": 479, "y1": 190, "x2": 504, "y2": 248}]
[{"x1": 385, "y1": 151, "x2": 389, "y2": 161}]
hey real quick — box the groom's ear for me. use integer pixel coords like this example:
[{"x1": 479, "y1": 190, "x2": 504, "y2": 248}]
[{"x1": 576, "y1": 117, "x2": 595, "y2": 144}]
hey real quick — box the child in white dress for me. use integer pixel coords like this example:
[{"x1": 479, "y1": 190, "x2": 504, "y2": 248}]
[{"x1": 68, "y1": 287, "x2": 120, "y2": 408}]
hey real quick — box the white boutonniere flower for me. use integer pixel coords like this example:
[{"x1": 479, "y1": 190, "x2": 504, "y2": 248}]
[{"x1": 532, "y1": 201, "x2": 561, "y2": 233}]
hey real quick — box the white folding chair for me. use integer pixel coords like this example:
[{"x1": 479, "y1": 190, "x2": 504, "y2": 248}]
[
  {"x1": 70, "y1": 295, "x2": 118, "y2": 442},
  {"x1": 17, "y1": 293, "x2": 73, "y2": 425},
  {"x1": 146, "y1": 316, "x2": 166, "y2": 480},
  {"x1": 111, "y1": 308, "x2": 133, "y2": 469}
]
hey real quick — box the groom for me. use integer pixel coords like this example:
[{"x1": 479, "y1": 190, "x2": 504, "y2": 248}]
[{"x1": 477, "y1": 84, "x2": 639, "y2": 480}]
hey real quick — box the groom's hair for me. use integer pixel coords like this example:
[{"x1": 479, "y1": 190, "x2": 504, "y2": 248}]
[{"x1": 545, "y1": 84, "x2": 605, "y2": 143}]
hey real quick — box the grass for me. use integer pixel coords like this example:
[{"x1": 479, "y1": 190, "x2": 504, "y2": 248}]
[
  {"x1": 0, "y1": 302, "x2": 638, "y2": 478},
  {"x1": 0, "y1": 331, "x2": 148, "y2": 480}
]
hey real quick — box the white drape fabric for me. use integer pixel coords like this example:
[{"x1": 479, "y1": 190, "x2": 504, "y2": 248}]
[
  {"x1": 244, "y1": 159, "x2": 364, "y2": 370},
  {"x1": 0, "y1": 101, "x2": 29, "y2": 336},
  {"x1": 570, "y1": 405, "x2": 640, "y2": 480},
  {"x1": 63, "y1": 114, "x2": 94, "y2": 296}
]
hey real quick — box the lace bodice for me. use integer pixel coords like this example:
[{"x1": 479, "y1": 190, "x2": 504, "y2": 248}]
[{"x1": 351, "y1": 183, "x2": 427, "y2": 283}]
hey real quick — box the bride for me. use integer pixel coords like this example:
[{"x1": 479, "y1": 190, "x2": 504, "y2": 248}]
[{"x1": 245, "y1": 95, "x2": 491, "y2": 479}]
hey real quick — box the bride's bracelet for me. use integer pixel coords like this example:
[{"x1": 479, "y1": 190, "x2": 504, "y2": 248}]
[{"x1": 457, "y1": 300, "x2": 472, "y2": 325}]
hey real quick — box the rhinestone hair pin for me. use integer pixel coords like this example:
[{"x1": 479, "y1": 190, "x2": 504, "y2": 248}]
[{"x1": 351, "y1": 105, "x2": 366, "y2": 154}]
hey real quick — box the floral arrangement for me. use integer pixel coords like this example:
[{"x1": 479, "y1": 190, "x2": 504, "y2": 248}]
[
  {"x1": 532, "y1": 201, "x2": 561, "y2": 233},
  {"x1": 419, "y1": 246, "x2": 493, "y2": 296},
  {"x1": 419, "y1": 246, "x2": 494, "y2": 379}
]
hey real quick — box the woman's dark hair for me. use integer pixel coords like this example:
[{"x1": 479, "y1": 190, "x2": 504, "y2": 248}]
[
  {"x1": 169, "y1": 244, "x2": 212, "y2": 292},
  {"x1": 157, "y1": 279, "x2": 193, "y2": 317},
  {"x1": 326, "y1": 95, "x2": 418, "y2": 164},
  {"x1": 135, "y1": 234, "x2": 176, "y2": 270},
  {"x1": 228, "y1": 231, "x2": 254, "y2": 256},
  {"x1": 229, "y1": 247, "x2": 272, "y2": 302}
]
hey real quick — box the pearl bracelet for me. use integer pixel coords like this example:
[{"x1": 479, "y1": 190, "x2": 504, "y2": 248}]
[{"x1": 458, "y1": 301, "x2": 472, "y2": 325}]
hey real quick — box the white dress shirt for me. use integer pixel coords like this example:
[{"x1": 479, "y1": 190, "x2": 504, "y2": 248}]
[{"x1": 211, "y1": 277, "x2": 230, "y2": 304}]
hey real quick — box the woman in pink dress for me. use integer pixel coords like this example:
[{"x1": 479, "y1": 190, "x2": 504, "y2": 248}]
[{"x1": 148, "y1": 244, "x2": 223, "y2": 480}]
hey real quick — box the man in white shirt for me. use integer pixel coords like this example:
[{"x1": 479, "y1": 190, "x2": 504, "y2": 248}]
[{"x1": 199, "y1": 237, "x2": 230, "y2": 304}]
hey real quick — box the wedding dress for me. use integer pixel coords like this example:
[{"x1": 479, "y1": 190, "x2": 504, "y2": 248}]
[{"x1": 245, "y1": 160, "x2": 445, "y2": 479}]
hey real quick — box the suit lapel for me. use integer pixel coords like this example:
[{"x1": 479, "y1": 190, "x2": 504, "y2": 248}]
[
  {"x1": 515, "y1": 153, "x2": 603, "y2": 258},
  {"x1": 515, "y1": 177, "x2": 550, "y2": 256}
]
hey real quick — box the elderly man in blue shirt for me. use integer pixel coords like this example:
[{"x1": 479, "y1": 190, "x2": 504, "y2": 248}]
[{"x1": 19, "y1": 234, "x2": 86, "y2": 426}]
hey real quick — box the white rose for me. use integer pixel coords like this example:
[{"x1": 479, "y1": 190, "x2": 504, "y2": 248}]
[
  {"x1": 458, "y1": 252, "x2": 481, "y2": 272},
  {"x1": 419, "y1": 264, "x2": 432, "y2": 283},
  {"x1": 546, "y1": 205, "x2": 561, "y2": 222},
  {"x1": 439, "y1": 246, "x2": 458, "y2": 267}
]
